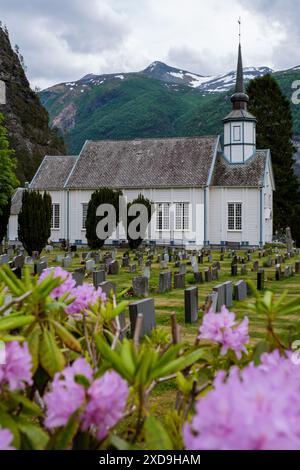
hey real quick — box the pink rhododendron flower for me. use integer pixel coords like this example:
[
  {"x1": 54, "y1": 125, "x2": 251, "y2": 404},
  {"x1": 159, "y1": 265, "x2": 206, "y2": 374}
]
[
  {"x1": 44, "y1": 358, "x2": 93, "y2": 429},
  {"x1": 66, "y1": 284, "x2": 106, "y2": 315},
  {"x1": 81, "y1": 371, "x2": 129, "y2": 440},
  {"x1": 44, "y1": 361, "x2": 128, "y2": 441},
  {"x1": 198, "y1": 306, "x2": 249, "y2": 359},
  {"x1": 39, "y1": 267, "x2": 76, "y2": 299},
  {"x1": 184, "y1": 351, "x2": 300, "y2": 450},
  {"x1": 0, "y1": 341, "x2": 32, "y2": 391},
  {"x1": 0, "y1": 428, "x2": 15, "y2": 450}
]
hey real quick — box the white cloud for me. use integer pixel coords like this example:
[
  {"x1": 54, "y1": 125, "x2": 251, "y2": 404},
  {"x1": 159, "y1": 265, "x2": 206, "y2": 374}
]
[{"x1": 0, "y1": 0, "x2": 293, "y2": 88}]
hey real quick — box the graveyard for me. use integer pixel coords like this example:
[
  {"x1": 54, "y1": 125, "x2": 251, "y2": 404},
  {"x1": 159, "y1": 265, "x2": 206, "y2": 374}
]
[{"x1": 2, "y1": 244, "x2": 300, "y2": 348}]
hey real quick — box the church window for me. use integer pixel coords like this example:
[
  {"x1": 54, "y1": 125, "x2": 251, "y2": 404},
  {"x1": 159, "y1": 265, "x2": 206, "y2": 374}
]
[
  {"x1": 51, "y1": 204, "x2": 60, "y2": 229},
  {"x1": 156, "y1": 203, "x2": 170, "y2": 230},
  {"x1": 175, "y1": 203, "x2": 189, "y2": 230},
  {"x1": 82, "y1": 203, "x2": 88, "y2": 229},
  {"x1": 228, "y1": 203, "x2": 242, "y2": 231}
]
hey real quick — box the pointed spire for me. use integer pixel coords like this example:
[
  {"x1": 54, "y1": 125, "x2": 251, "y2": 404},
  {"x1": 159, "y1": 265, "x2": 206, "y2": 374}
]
[
  {"x1": 231, "y1": 18, "x2": 249, "y2": 110},
  {"x1": 235, "y1": 42, "x2": 244, "y2": 94}
]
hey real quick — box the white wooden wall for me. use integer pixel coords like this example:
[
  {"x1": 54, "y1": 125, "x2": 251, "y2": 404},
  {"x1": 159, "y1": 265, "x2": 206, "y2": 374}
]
[
  {"x1": 8, "y1": 215, "x2": 18, "y2": 242},
  {"x1": 209, "y1": 187, "x2": 261, "y2": 246}
]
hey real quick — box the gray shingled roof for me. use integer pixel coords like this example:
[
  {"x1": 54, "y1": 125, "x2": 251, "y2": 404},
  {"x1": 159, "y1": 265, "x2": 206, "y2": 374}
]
[
  {"x1": 223, "y1": 109, "x2": 256, "y2": 122},
  {"x1": 211, "y1": 150, "x2": 268, "y2": 187},
  {"x1": 10, "y1": 188, "x2": 25, "y2": 215},
  {"x1": 65, "y1": 137, "x2": 219, "y2": 189},
  {"x1": 30, "y1": 156, "x2": 77, "y2": 190}
]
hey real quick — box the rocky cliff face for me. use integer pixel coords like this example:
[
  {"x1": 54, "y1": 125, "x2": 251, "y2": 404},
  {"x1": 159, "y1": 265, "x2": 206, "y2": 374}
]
[{"x1": 0, "y1": 26, "x2": 65, "y2": 184}]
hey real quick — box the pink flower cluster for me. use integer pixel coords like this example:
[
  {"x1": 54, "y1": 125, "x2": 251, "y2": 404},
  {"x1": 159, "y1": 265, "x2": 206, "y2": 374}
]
[
  {"x1": 184, "y1": 350, "x2": 300, "y2": 450},
  {"x1": 44, "y1": 358, "x2": 128, "y2": 441},
  {"x1": 0, "y1": 428, "x2": 14, "y2": 451},
  {"x1": 0, "y1": 341, "x2": 32, "y2": 391},
  {"x1": 39, "y1": 267, "x2": 76, "y2": 299},
  {"x1": 198, "y1": 306, "x2": 249, "y2": 359},
  {"x1": 39, "y1": 267, "x2": 106, "y2": 314}
]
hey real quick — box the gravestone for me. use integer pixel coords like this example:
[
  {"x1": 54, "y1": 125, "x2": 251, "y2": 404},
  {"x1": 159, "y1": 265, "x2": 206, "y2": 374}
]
[
  {"x1": 231, "y1": 264, "x2": 238, "y2": 276},
  {"x1": 295, "y1": 261, "x2": 300, "y2": 274},
  {"x1": 198, "y1": 255, "x2": 203, "y2": 264},
  {"x1": 174, "y1": 273, "x2": 185, "y2": 289},
  {"x1": 275, "y1": 264, "x2": 281, "y2": 281},
  {"x1": 122, "y1": 257, "x2": 130, "y2": 268},
  {"x1": 206, "y1": 291, "x2": 218, "y2": 313},
  {"x1": 184, "y1": 287, "x2": 199, "y2": 323},
  {"x1": 253, "y1": 261, "x2": 259, "y2": 272},
  {"x1": 132, "y1": 277, "x2": 149, "y2": 297},
  {"x1": 35, "y1": 261, "x2": 47, "y2": 276},
  {"x1": 257, "y1": 269, "x2": 265, "y2": 291},
  {"x1": 234, "y1": 280, "x2": 247, "y2": 301},
  {"x1": 63, "y1": 256, "x2": 72, "y2": 269},
  {"x1": 11, "y1": 267, "x2": 22, "y2": 279},
  {"x1": 108, "y1": 260, "x2": 119, "y2": 275},
  {"x1": 40, "y1": 256, "x2": 48, "y2": 265},
  {"x1": 286, "y1": 227, "x2": 293, "y2": 253},
  {"x1": 213, "y1": 284, "x2": 226, "y2": 312},
  {"x1": 240, "y1": 265, "x2": 247, "y2": 275},
  {"x1": 85, "y1": 259, "x2": 95, "y2": 272},
  {"x1": 194, "y1": 272, "x2": 203, "y2": 284},
  {"x1": 24, "y1": 256, "x2": 34, "y2": 265},
  {"x1": 0, "y1": 254, "x2": 9, "y2": 265},
  {"x1": 211, "y1": 267, "x2": 219, "y2": 281},
  {"x1": 204, "y1": 268, "x2": 212, "y2": 283},
  {"x1": 99, "y1": 281, "x2": 116, "y2": 297},
  {"x1": 55, "y1": 254, "x2": 63, "y2": 263},
  {"x1": 71, "y1": 245, "x2": 77, "y2": 252},
  {"x1": 129, "y1": 264, "x2": 137, "y2": 273},
  {"x1": 129, "y1": 298, "x2": 156, "y2": 339},
  {"x1": 93, "y1": 270, "x2": 106, "y2": 287},
  {"x1": 224, "y1": 281, "x2": 233, "y2": 308},
  {"x1": 284, "y1": 266, "x2": 292, "y2": 278},
  {"x1": 45, "y1": 245, "x2": 53, "y2": 253},
  {"x1": 179, "y1": 264, "x2": 186, "y2": 275},
  {"x1": 13, "y1": 255, "x2": 25, "y2": 269},
  {"x1": 159, "y1": 272, "x2": 172, "y2": 294},
  {"x1": 160, "y1": 260, "x2": 168, "y2": 270},
  {"x1": 72, "y1": 268, "x2": 85, "y2": 286}
]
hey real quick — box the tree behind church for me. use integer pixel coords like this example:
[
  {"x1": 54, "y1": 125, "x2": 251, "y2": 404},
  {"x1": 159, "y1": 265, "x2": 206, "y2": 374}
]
[
  {"x1": 18, "y1": 191, "x2": 52, "y2": 255},
  {"x1": 86, "y1": 188, "x2": 122, "y2": 249},
  {"x1": 247, "y1": 74, "x2": 300, "y2": 243},
  {"x1": 127, "y1": 194, "x2": 152, "y2": 250},
  {"x1": 0, "y1": 113, "x2": 18, "y2": 244}
]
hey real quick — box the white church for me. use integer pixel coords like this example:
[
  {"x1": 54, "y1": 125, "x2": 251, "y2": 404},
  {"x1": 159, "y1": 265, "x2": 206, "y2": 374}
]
[{"x1": 9, "y1": 43, "x2": 274, "y2": 248}]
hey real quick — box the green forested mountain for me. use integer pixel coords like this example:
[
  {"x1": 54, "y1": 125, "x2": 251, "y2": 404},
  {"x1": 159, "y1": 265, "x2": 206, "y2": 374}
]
[{"x1": 39, "y1": 61, "x2": 300, "y2": 175}]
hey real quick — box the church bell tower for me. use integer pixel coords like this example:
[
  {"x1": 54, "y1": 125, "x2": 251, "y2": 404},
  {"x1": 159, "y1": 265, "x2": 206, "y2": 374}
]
[{"x1": 223, "y1": 24, "x2": 257, "y2": 163}]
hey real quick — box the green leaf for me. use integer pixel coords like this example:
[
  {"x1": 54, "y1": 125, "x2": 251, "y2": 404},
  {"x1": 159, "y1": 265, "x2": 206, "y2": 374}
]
[
  {"x1": 40, "y1": 328, "x2": 65, "y2": 377},
  {"x1": 0, "y1": 409, "x2": 20, "y2": 448},
  {"x1": 144, "y1": 416, "x2": 173, "y2": 450},
  {"x1": 50, "y1": 411, "x2": 80, "y2": 450},
  {"x1": 0, "y1": 315, "x2": 35, "y2": 332},
  {"x1": 16, "y1": 420, "x2": 49, "y2": 450},
  {"x1": 27, "y1": 327, "x2": 41, "y2": 375},
  {"x1": 253, "y1": 341, "x2": 270, "y2": 365},
  {"x1": 9, "y1": 392, "x2": 43, "y2": 417},
  {"x1": 50, "y1": 319, "x2": 82, "y2": 353},
  {"x1": 95, "y1": 335, "x2": 133, "y2": 382},
  {"x1": 110, "y1": 435, "x2": 136, "y2": 450},
  {"x1": 151, "y1": 348, "x2": 207, "y2": 380}
]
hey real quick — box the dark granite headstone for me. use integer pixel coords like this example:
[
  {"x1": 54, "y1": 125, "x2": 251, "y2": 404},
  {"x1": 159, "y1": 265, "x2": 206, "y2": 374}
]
[
  {"x1": 224, "y1": 281, "x2": 233, "y2": 308},
  {"x1": 108, "y1": 260, "x2": 119, "y2": 275},
  {"x1": 184, "y1": 287, "x2": 199, "y2": 323},
  {"x1": 231, "y1": 264, "x2": 238, "y2": 276},
  {"x1": 213, "y1": 283, "x2": 226, "y2": 312},
  {"x1": 174, "y1": 273, "x2": 185, "y2": 289},
  {"x1": 99, "y1": 281, "x2": 116, "y2": 297},
  {"x1": 234, "y1": 280, "x2": 247, "y2": 301},
  {"x1": 129, "y1": 298, "x2": 156, "y2": 338},
  {"x1": 194, "y1": 272, "x2": 203, "y2": 284},
  {"x1": 159, "y1": 271, "x2": 172, "y2": 293},
  {"x1": 93, "y1": 270, "x2": 106, "y2": 287},
  {"x1": 257, "y1": 269, "x2": 265, "y2": 291},
  {"x1": 132, "y1": 276, "x2": 149, "y2": 297},
  {"x1": 72, "y1": 268, "x2": 85, "y2": 286}
]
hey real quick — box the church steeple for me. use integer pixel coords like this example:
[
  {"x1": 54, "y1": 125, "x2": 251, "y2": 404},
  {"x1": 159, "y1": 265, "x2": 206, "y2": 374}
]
[{"x1": 222, "y1": 21, "x2": 257, "y2": 163}]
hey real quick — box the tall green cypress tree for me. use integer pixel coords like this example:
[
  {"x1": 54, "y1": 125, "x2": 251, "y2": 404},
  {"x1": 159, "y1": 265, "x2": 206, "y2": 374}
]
[
  {"x1": 18, "y1": 190, "x2": 52, "y2": 255},
  {"x1": 0, "y1": 113, "x2": 19, "y2": 243},
  {"x1": 127, "y1": 194, "x2": 152, "y2": 250},
  {"x1": 86, "y1": 188, "x2": 122, "y2": 249},
  {"x1": 247, "y1": 74, "x2": 300, "y2": 243}
]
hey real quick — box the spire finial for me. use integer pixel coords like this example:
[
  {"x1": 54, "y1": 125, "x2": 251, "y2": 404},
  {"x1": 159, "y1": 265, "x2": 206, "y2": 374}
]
[{"x1": 238, "y1": 17, "x2": 241, "y2": 44}]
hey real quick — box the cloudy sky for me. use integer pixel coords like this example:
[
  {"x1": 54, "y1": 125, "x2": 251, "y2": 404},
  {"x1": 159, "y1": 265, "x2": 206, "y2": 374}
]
[{"x1": 0, "y1": 0, "x2": 298, "y2": 89}]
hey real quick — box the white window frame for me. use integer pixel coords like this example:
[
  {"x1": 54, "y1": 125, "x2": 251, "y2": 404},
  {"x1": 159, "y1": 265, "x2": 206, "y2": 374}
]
[
  {"x1": 233, "y1": 125, "x2": 241, "y2": 142},
  {"x1": 51, "y1": 203, "x2": 60, "y2": 230},
  {"x1": 156, "y1": 203, "x2": 170, "y2": 231},
  {"x1": 228, "y1": 202, "x2": 242, "y2": 231},
  {"x1": 175, "y1": 202, "x2": 190, "y2": 231},
  {"x1": 82, "y1": 203, "x2": 88, "y2": 230}
]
